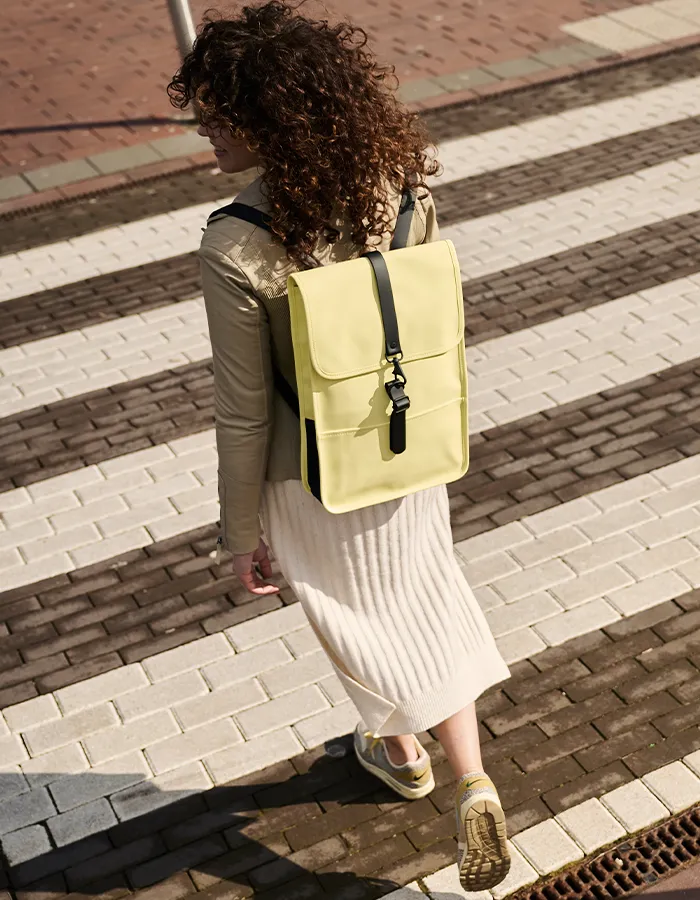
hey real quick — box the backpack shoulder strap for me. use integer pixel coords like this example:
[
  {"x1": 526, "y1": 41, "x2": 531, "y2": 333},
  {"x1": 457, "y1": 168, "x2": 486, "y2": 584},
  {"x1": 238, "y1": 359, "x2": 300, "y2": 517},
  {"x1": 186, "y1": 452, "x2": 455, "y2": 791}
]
[
  {"x1": 390, "y1": 189, "x2": 417, "y2": 251},
  {"x1": 208, "y1": 202, "x2": 273, "y2": 231}
]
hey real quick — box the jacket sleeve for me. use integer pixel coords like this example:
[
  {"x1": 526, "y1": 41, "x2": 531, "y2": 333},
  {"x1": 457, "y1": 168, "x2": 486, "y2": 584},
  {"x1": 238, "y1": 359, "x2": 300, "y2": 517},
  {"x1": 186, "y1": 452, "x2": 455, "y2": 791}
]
[{"x1": 199, "y1": 243, "x2": 274, "y2": 555}]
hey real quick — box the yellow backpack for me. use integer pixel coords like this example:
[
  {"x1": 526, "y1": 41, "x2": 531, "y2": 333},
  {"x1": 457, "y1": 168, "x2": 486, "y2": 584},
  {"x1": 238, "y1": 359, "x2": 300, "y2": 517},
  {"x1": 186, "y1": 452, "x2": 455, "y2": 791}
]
[{"x1": 212, "y1": 191, "x2": 469, "y2": 513}]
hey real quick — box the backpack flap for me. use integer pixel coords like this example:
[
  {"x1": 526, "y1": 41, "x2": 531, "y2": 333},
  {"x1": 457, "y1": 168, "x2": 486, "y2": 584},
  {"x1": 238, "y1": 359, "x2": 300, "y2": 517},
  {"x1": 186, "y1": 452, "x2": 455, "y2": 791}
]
[{"x1": 287, "y1": 239, "x2": 468, "y2": 513}]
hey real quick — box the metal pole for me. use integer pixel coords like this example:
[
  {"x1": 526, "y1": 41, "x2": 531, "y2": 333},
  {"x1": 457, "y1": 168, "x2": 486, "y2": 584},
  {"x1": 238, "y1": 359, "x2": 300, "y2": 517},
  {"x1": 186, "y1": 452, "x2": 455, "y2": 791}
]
[{"x1": 167, "y1": 0, "x2": 196, "y2": 60}]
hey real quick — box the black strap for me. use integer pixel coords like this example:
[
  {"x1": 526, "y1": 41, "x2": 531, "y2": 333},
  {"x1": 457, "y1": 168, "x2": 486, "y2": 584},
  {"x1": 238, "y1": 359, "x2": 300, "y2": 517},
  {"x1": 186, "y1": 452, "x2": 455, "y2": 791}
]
[
  {"x1": 208, "y1": 202, "x2": 272, "y2": 230},
  {"x1": 390, "y1": 190, "x2": 416, "y2": 251},
  {"x1": 364, "y1": 250, "x2": 402, "y2": 359}
]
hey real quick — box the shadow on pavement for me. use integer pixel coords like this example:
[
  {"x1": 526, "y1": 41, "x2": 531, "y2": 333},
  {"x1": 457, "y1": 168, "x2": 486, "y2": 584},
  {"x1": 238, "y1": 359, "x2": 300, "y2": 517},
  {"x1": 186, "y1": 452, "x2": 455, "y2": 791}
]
[
  {"x1": 0, "y1": 117, "x2": 197, "y2": 136},
  {"x1": 1, "y1": 733, "x2": 443, "y2": 900}
]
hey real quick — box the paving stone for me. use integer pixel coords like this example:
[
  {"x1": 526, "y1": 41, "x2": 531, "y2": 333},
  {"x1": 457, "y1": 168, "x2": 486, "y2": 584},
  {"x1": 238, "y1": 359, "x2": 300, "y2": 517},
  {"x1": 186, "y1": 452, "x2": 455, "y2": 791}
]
[
  {"x1": 0, "y1": 175, "x2": 33, "y2": 201},
  {"x1": 236, "y1": 685, "x2": 330, "y2": 740},
  {"x1": 491, "y1": 842, "x2": 539, "y2": 900},
  {"x1": 512, "y1": 818, "x2": 584, "y2": 875},
  {"x1": 110, "y1": 760, "x2": 212, "y2": 821},
  {"x1": 0, "y1": 768, "x2": 29, "y2": 802},
  {"x1": 396, "y1": 79, "x2": 446, "y2": 103},
  {"x1": 293, "y1": 701, "x2": 358, "y2": 750},
  {"x1": 0, "y1": 823, "x2": 51, "y2": 866},
  {"x1": 607, "y1": 571, "x2": 691, "y2": 616},
  {"x1": 600, "y1": 779, "x2": 669, "y2": 832},
  {"x1": 173, "y1": 680, "x2": 267, "y2": 730},
  {"x1": 201, "y1": 640, "x2": 293, "y2": 690},
  {"x1": 22, "y1": 703, "x2": 119, "y2": 756},
  {"x1": 534, "y1": 599, "x2": 620, "y2": 646},
  {"x1": 49, "y1": 749, "x2": 151, "y2": 812},
  {"x1": 145, "y1": 718, "x2": 242, "y2": 775},
  {"x1": 423, "y1": 863, "x2": 490, "y2": 897},
  {"x1": 284, "y1": 626, "x2": 323, "y2": 658},
  {"x1": 642, "y1": 760, "x2": 700, "y2": 812},
  {"x1": 555, "y1": 797, "x2": 626, "y2": 853},
  {"x1": 115, "y1": 670, "x2": 209, "y2": 721},
  {"x1": 2, "y1": 695, "x2": 61, "y2": 733},
  {"x1": 88, "y1": 144, "x2": 163, "y2": 175},
  {"x1": 150, "y1": 132, "x2": 211, "y2": 159},
  {"x1": 55, "y1": 664, "x2": 148, "y2": 714},
  {"x1": 684, "y1": 748, "x2": 700, "y2": 777},
  {"x1": 432, "y1": 68, "x2": 498, "y2": 92},
  {"x1": 142, "y1": 633, "x2": 233, "y2": 681},
  {"x1": 0, "y1": 733, "x2": 32, "y2": 766},
  {"x1": 47, "y1": 797, "x2": 117, "y2": 846},
  {"x1": 205, "y1": 727, "x2": 303, "y2": 785},
  {"x1": 23, "y1": 159, "x2": 99, "y2": 190},
  {"x1": 0, "y1": 786, "x2": 56, "y2": 836},
  {"x1": 380, "y1": 885, "x2": 424, "y2": 899},
  {"x1": 83, "y1": 709, "x2": 180, "y2": 764},
  {"x1": 21, "y1": 742, "x2": 89, "y2": 789},
  {"x1": 485, "y1": 57, "x2": 550, "y2": 79},
  {"x1": 225, "y1": 604, "x2": 308, "y2": 651}
]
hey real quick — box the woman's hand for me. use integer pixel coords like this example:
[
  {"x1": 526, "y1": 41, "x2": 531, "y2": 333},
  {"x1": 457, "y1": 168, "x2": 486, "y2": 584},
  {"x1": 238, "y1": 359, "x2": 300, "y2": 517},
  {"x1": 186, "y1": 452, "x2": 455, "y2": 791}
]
[{"x1": 233, "y1": 538, "x2": 280, "y2": 595}]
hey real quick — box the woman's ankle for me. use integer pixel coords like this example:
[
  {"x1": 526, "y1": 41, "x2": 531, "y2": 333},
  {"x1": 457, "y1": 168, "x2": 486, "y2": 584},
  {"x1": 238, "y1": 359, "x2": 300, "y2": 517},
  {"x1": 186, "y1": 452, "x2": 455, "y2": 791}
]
[{"x1": 383, "y1": 735, "x2": 419, "y2": 765}]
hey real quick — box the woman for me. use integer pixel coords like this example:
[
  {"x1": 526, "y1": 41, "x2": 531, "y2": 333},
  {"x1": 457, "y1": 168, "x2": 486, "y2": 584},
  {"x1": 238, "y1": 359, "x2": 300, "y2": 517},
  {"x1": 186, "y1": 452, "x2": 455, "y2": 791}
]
[{"x1": 169, "y1": 2, "x2": 511, "y2": 890}]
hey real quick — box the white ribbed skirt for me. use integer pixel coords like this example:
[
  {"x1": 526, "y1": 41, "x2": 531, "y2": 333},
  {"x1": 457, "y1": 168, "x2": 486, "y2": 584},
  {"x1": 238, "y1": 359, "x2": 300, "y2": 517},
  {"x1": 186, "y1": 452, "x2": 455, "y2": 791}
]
[{"x1": 260, "y1": 480, "x2": 510, "y2": 737}]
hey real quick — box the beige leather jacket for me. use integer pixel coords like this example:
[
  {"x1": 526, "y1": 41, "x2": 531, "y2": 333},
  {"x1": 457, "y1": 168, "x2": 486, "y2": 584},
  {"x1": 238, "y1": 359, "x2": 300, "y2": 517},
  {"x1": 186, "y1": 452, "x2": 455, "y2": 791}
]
[{"x1": 199, "y1": 177, "x2": 440, "y2": 554}]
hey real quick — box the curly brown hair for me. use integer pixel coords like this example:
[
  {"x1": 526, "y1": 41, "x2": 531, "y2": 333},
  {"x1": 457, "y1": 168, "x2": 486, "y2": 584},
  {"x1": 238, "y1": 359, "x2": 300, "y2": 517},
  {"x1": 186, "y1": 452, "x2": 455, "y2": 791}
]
[{"x1": 168, "y1": 1, "x2": 439, "y2": 265}]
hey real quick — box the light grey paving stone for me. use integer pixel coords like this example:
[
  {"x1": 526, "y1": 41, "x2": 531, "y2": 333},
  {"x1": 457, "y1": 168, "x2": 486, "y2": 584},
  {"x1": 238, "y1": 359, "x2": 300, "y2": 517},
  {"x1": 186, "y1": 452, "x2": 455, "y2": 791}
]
[
  {"x1": 236, "y1": 685, "x2": 329, "y2": 739},
  {"x1": 283, "y1": 625, "x2": 323, "y2": 658},
  {"x1": 143, "y1": 633, "x2": 233, "y2": 681},
  {"x1": 533, "y1": 599, "x2": 620, "y2": 646},
  {"x1": 0, "y1": 768, "x2": 29, "y2": 802},
  {"x1": 601, "y1": 780, "x2": 669, "y2": 833},
  {"x1": 23, "y1": 159, "x2": 99, "y2": 190},
  {"x1": 20, "y1": 743, "x2": 89, "y2": 789},
  {"x1": 49, "y1": 749, "x2": 151, "y2": 812},
  {"x1": 145, "y1": 718, "x2": 242, "y2": 775},
  {"x1": 485, "y1": 57, "x2": 550, "y2": 79},
  {"x1": 225, "y1": 603, "x2": 307, "y2": 651},
  {"x1": 110, "y1": 760, "x2": 212, "y2": 821},
  {"x1": 532, "y1": 44, "x2": 603, "y2": 67},
  {"x1": 293, "y1": 701, "x2": 358, "y2": 749},
  {"x1": 150, "y1": 131, "x2": 211, "y2": 159},
  {"x1": 556, "y1": 798, "x2": 626, "y2": 854},
  {"x1": 205, "y1": 726, "x2": 303, "y2": 784},
  {"x1": 87, "y1": 144, "x2": 162, "y2": 175},
  {"x1": 0, "y1": 786, "x2": 56, "y2": 836},
  {"x1": 1, "y1": 824, "x2": 51, "y2": 866},
  {"x1": 491, "y1": 842, "x2": 538, "y2": 899},
  {"x1": 424, "y1": 862, "x2": 491, "y2": 897},
  {"x1": 0, "y1": 734, "x2": 30, "y2": 766},
  {"x1": 173, "y1": 680, "x2": 266, "y2": 730},
  {"x1": 561, "y1": 16, "x2": 659, "y2": 52},
  {"x1": 115, "y1": 670, "x2": 209, "y2": 721},
  {"x1": 0, "y1": 175, "x2": 33, "y2": 201},
  {"x1": 258, "y1": 650, "x2": 333, "y2": 698},
  {"x1": 396, "y1": 78, "x2": 446, "y2": 103},
  {"x1": 432, "y1": 68, "x2": 498, "y2": 92},
  {"x1": 202, "y1": 640, "x2": 293, "y2": 690},
  {"x1": 496, "y1": 627, "x2": 547, "y2": 665},
  {"x1": 606, "y1": 571, "x2": 690, "y2": 616},
  {"x1": 318, "y1": 674, "x2": 348, "y2": 706},
  {"x1": 684, "y1": 748, "x2": 700, "y2": 777},
  {"x1": 47, "y1": 797, "x2": 117, "y2": 846},
  {"x1": 55, "y1": 664, "x2": 148, "y2": 714},
  {"x1": 0, "y1": 713, "x2": 8, "y2": 737},
  {"x1": 83, "y1": 709, "x2": 180, "y2": 765},
  {"x1": 512, "y1": 819, "x2": 584, "y2": 875},
  {"x1": 3, "y1": 694, "x2": 61, "y2": 733},
  {"x1": 572, "y1": 39, "x2": 617, "y2": 59},
  {"x1": 643, "y1": 761, "x2": 700, "y2": 813},
  {"x1": 551, "y1": 564, "x2": 633, "y2": 610},
  {"x1": 23, "y1": 704, "x2": 119, "y2": 757}
]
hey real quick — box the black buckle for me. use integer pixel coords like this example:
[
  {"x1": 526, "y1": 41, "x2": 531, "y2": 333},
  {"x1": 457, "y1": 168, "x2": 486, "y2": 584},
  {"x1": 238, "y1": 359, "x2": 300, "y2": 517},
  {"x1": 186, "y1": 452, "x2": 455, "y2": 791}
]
[{"x1": 385, "y1": 357, "x2": 410, "y2": 454}]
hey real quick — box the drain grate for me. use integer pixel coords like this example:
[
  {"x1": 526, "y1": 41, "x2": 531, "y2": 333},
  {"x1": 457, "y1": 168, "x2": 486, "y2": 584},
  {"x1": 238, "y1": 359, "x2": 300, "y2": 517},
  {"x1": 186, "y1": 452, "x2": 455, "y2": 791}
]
[{"x1": 511, "y1": 806, "x2": 700, "y2": 899}]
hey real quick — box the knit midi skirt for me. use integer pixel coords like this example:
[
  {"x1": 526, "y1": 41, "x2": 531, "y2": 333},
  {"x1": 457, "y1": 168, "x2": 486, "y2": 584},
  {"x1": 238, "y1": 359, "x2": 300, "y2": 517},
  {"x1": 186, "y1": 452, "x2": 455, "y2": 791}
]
[{"x1": 260, "y1": 480, "x2": 510, "y2": 738}]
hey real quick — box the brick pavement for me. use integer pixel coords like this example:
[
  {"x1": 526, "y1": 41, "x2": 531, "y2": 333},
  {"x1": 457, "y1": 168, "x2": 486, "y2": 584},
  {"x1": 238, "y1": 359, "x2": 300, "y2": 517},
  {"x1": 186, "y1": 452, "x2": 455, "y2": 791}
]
[
  {"x1": 0, "y1": 0, "x2": 682, "y2": 179},
  {"x1": 1, "y1": 42, "x2": 700, "y2": 900}
]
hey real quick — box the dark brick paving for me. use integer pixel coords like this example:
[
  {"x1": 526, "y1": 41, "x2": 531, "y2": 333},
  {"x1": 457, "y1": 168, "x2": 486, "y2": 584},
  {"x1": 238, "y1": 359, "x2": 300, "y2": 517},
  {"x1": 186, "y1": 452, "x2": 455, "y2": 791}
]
[
  {"x1": 2, "y1": 357, "x2": 700, "y2": 704},
  {"x1": 5, "y1": 596, "x2": 700, "y2": 899}
]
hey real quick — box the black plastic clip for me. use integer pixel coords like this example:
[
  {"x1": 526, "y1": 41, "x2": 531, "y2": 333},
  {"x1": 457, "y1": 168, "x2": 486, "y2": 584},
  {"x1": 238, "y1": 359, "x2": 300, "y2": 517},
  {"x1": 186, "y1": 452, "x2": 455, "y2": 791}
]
[{"x1": 385, "y1": 358, "x2": 410, "y2": 454}]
